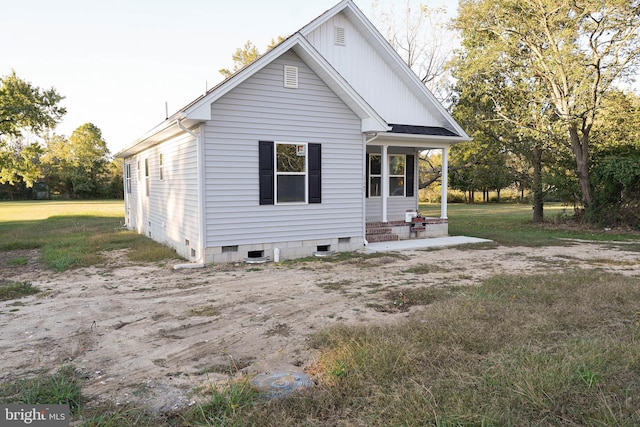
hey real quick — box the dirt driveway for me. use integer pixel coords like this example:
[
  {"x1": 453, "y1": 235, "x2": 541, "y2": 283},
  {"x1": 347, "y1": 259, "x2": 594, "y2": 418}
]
[{"x1": 1, "y1": 241, "x2": 639, "y2": 413}]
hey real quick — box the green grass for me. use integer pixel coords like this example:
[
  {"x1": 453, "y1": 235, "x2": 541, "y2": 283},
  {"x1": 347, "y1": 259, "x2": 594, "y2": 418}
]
[
  {"x1": 0, "y1": 200, "x2": 180, "y2": 271},
  {"x1": 2, "y1": 201, "x2": 640, "y2": 425},
  {"x1": 426, "y1": 202, "x2": 640, "y2": 246},
  {"x1": 213, "y1": 270, "x2": 640, "y2": 426},
  {"x1": 0, "y1": 281, "x2": 40, "y2": 301},
  {"x1": 0, "y1": 367, "x2": 83, "y2": 414}
]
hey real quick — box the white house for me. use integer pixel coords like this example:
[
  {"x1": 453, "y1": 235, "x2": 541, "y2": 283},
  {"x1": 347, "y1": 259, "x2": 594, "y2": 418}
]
[{"x1": 116, "y1": 0, "x2": 470, "y2": 264}]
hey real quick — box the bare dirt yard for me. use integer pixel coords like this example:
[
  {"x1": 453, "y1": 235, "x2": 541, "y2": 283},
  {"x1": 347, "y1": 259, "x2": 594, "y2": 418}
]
[{"x1": 1, "y1": 241, "x2": 639, "y2": 414}]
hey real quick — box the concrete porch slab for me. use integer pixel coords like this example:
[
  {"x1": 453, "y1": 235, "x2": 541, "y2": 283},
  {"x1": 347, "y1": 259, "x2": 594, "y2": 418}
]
[{"x1": 363, "y1": 236, "x2": 492, "y2": 253}]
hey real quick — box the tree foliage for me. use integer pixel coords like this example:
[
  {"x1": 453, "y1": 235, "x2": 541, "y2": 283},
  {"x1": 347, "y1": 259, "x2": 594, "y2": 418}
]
[
  {"x1": 372, "y1": 1, "x2": 454, "y2": 102},
  {"x1": 454, "y1": 0, "x2": 640, "y2": 213},
  {"x1": 219, "y1": 37, "x2": 286, "y2": 79},
  {"x1": 0, "y1": 71, "x2": 66, "y2": 138},
  {"x1": 41, "y1": 123, "x2": 111, "y2": 198},
  {"x1": 0, "y1": 71, "x2": 66, "y2": 193}
]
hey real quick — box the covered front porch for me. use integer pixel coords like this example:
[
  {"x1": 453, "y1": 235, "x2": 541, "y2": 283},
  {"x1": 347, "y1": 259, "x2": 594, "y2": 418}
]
[{"x1": 364, "y1": 124, "x2": 458, "y2": 242}]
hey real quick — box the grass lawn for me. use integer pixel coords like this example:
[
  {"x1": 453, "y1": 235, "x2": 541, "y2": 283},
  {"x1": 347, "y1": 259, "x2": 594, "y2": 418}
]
[
  {"x1": 425, "y1": 202, "x2": 639, "y2": 246},
  {"x1": 0, "y1": 200, "x2": 179, "y2": 270},
  {"x1": 2, "y1": 200, "x2": 640, "y2": 425}
]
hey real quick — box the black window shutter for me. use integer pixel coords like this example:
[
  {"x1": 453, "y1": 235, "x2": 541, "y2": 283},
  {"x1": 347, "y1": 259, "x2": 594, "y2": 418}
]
[
  {"x1": 259, "y1": 141, "x2": 274, "y2": 205},
  {"x1": 308, "y1": 143, "x2": 322, "y2": 204},
  {"x1": 406, "y1": 154, "x2": 415, "y2": 197},
  {"x1": 365, "y1": 153, "x2": 370, "y2": 198}
]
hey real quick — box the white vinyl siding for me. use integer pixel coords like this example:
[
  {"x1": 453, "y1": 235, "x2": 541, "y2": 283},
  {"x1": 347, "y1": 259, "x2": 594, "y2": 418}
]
[
  {"x1": 203, "y1": 50, "x2": 363, "y2": 246},
  {"x1": 124, "y1": 132, "x2": 199, "y2": 259},
  {"x1": 305, "y1": 12, "x2": 444, "y2": 127}
]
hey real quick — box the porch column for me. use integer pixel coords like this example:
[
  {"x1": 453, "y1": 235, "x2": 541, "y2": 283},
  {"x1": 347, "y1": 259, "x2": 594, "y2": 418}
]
[
  {"x1": 381, "y1": 144, "x2": 388, "y2": 223},
  {"x1": 441, "y1": 147, "x2": 448, "y2": 219}
]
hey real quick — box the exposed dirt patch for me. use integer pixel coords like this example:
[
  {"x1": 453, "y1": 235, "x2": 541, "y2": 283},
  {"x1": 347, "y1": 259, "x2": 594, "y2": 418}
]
[{"x1": 1, "y1": 242, "x2": 639, "y2": 413}]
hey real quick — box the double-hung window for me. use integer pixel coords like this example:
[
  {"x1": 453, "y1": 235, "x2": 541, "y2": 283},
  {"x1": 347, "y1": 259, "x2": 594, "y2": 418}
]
[
  {"x1": 259, "y1": 140, "x2": 322, "y2": 205},
  {"x1": 389, "y1": 155, "x2": 405, "y2": 197},
  {"x1": 276, "y1": 142, "x2": 307, "y2": 204},
  {"x1": 366, "y1": 153, "x2": 415, "y2": 198},
  {"x1": 125, "y1": 163, "x2": 132, "y2": 194},
  {"x1": 369, "y1": 154, "x2": 381, "y2": 197}
]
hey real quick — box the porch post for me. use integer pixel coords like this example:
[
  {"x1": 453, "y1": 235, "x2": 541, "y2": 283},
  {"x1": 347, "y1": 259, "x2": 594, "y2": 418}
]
[
  {"x1": 382, "y1": 144, "x2": 388, "y2": 223},
  {"x1": 441, "y1": 147, "x2": 448, "y2": 219}
]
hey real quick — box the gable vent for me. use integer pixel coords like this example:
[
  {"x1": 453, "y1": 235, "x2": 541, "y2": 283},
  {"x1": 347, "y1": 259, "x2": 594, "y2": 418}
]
[
  {"x1": 284, "y1": 65, "x2": 298, "y2": 89},
  {"x1": 334, "y1": 26, "x2": 346, "y2": 46}
]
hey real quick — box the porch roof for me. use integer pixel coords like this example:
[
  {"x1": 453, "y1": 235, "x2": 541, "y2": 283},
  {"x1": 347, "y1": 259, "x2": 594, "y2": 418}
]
[{"x1": 388, "y1": 124, "x2": 460, "y2": 137}]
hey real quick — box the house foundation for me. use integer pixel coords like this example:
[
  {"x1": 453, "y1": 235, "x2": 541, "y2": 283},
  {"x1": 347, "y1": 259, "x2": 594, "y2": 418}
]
[{"x1": 205, "y1": 236, "x2": 365, "y2": 264}]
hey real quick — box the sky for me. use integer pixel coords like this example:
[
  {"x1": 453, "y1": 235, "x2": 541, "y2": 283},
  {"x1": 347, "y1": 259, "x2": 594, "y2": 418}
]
[{"x1": 2, "y1": 0, "x2": 454, "y2": 154}]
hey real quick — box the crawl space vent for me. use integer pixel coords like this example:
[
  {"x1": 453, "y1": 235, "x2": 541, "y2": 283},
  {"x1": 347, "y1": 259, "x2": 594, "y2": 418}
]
[
  {"x1": 334, "y1": 26, "x2": 346, "y2": 46},
  {"x1": 284, "y1": 65, "x2": 298, "y2": 88}
]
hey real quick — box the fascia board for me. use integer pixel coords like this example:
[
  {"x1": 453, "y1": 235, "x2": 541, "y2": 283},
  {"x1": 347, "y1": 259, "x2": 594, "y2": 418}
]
[
  {"x1": 298, "y1": 0, "x2": 351, "y2": 36},
  {"x1": 368, "y1": 133, "x2": 472, "y2": 150}
]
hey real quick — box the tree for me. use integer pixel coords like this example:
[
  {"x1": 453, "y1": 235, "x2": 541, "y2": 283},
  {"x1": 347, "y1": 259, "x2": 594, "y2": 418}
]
[
  {"x1": 372, "y1": 1, "x2": 454, "y2": 102},
  {"x1": 0, "y1": 71, "x2": 65, "y2": 138},
  {"x1": 0, "y1": 72, "x2": 65, "y2": 193},
  {"x1": 42, "y1": 123, "x2": 111, "y2": 198},
  {"x1": 219, "y1": 37, "x2": 286, "y2": 79},
  {"x1": 454, "y1": 0, "x2": 640, "y2": 214}
]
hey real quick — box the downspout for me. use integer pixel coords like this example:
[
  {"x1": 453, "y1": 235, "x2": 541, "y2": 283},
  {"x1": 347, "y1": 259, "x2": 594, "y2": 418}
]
[
  {"x1": 174, "y1": 117, "x2": 206, "y2": 269},
  {"x1": 363, "y1": 132, "x2": 379, "y2": 246}
]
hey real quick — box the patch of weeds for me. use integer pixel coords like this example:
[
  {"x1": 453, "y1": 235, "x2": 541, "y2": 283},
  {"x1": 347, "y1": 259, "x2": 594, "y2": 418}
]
[
  {"x1": 189, "y1": 305, "x2": 221, "y2": 317},
  {"x1": 316, "y1": 280, "x2": 352, "y2": 293},
  {"x1": 454, "y1": 242, "x2": 500, "y2": 251},
  {"x1": 183, "y1": 377, "x2": 259, "y2": 425},
  {"x1": 0, "y1": 366, "x2": 83, "y2": 414},
  {"x1": 403, "y1": 264, "x2": 450, "y2": 274},
  {"x1": 0, "y1": 281, "x2": 40, "y2": 301},
  {"x1": 130, "y1": 382, "x2": 153, "y2": 397},
  {"x1": 246, "y1": 267, "x2": 262, "y2": 272},
  {"x1": 374, "y1": 287, "x2": 455, "y2": 313},
  {"x1": 575, "y1": 364, "x2": 600, "y2": 388},
  {"x1": 8, "y1": 257, "x2": 28, "y2": 266},
  {"x1": 79, "y1": 402, "x2": 160, "y2": 426}
]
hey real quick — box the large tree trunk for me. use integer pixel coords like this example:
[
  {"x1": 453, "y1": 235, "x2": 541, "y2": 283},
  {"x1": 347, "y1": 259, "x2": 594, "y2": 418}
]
[
  {"x1": 568, "y1": 123, "x2": 593, "y2": 208},
  {"x1": 532, "y1": 145, "x2": 544, "y2": 223}
]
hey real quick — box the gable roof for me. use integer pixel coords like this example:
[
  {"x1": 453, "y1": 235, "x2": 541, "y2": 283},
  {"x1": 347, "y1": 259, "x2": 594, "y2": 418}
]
[
  {"x1": 117, "y1": 30, "x2": 389, "y2": 157},
  {"x1": 117, "y1": 0, "x2": 469, "y2": 158}
]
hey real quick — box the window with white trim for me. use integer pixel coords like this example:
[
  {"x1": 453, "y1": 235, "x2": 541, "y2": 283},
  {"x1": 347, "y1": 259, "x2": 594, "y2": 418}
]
[
  {"x1": 369, "y1": 154, "x2": 381, "y2": 197},
  {"x1": 159, "y1": 153, "x2": 164, "y2": 181},
  {"x1": 144, "y1": 158, "x2": 149, "y2": 197},
  {"x1": 276, "y1": 142, "x2": 307, "y2": 203},
  {"x1": 125, "y1": 163, "x2": 132, "y2": 193},
  {"x1": 389, "y1": 155, "x2": 406, "y2": 196}
]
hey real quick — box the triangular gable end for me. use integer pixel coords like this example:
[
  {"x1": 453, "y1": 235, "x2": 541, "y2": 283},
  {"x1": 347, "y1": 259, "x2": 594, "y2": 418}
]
[
  {"x1": 184, "y1": 33, "x2": 388, "y2": 133},
  {"x1": 299, "y1": 0, "x2": 470, "y2": 140}
]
